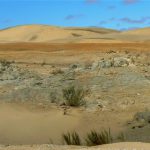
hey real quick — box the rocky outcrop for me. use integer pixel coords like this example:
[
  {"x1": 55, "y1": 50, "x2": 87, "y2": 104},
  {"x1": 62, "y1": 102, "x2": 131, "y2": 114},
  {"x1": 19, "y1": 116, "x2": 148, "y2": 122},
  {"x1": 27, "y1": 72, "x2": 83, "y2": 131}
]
[
  {"x1": 92, "y1": 56, "x2": 134, "y2": 70},
  {"x1": 0, "y1": 55, "x2": 150, "y2": 111},
  {"x1": 127, "y1": 111, "x2": 150, "y2": 129}
]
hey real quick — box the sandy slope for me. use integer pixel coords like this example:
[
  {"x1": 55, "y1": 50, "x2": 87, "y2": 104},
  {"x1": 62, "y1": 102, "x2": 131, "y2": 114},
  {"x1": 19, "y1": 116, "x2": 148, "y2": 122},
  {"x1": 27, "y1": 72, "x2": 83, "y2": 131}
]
[
  {"x1": 0, "y1": 25, "x2": 118, "y2": 43},
  {"x1": 0, "y1": 142, "x2": 150, "y2": 150},
  {"x1": 0, "y1": 25, "x2": 71, "y2": 42},
  {"x1": 123, "y1": 27, "x2": 150, "y2": 35},
  {"x1": 0, "y1": 103, "x2": 81, "y2": 145},
  {"x1": 0, "y1": 102, "x2": 137, "y2": 145},
  {"x1": 0, "y1": 24, "x2": 149, "y2": 43},
  {"x1": 116, "y1": 27, "x2": 150, "y2": 42}
]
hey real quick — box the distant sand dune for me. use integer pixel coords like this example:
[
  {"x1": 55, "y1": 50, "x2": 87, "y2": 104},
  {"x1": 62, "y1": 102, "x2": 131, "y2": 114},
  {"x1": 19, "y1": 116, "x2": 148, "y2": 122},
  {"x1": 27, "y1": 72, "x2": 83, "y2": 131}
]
[
  {"x1": 0, "y1": 25, "x2": 117, "y2": 43},
  {"x1": 0, "y1": 24, "x2": 149, "y2": 43},
  {"x1": 122, "y1": 27, "x2": 150, "y2": 35}
]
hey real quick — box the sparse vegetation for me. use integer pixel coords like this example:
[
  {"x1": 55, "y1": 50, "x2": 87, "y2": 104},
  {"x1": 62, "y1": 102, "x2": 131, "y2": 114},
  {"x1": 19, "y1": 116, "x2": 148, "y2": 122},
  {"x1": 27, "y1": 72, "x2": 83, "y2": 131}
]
[
  {"x1": 41, "y1": 60, "x2": 46, "y2": 66},
  {"x1": 85, "y1": 129, "x2": 113, "y2": 146},
  {"x1": 62, "y1": 85, "x2": 85, "y2": 107},
  {"x1": 72, "y1": 33, "x2": 82, "y2": 37},
  {"x1": 29, "y1": 35, "x2": 38, "y2": 41},
  {"x1": 0, "y1": 59, "x2": 12, "y2": 67},
  {"x1": 62, "y1": 132, "x2": 81, "y2": 145},
  {"x1": 84, "y1": 61, "x2": 92, "y2": 69},
  {"x1": 49, "y1": 91, "x2": 57, "y2": 103},
  {"x1": 62, "y1": 129, "x2": 118, "y2": 146},
  {"x1": 51, "y1": 68, "x2": 64, "y2": 75}
]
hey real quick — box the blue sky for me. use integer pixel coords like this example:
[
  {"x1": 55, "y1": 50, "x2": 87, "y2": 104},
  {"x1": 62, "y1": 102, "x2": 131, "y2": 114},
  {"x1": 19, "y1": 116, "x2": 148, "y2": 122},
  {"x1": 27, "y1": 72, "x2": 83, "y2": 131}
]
[{"x1": 0, "y1": 0, "x2": 150, "y2": 30}]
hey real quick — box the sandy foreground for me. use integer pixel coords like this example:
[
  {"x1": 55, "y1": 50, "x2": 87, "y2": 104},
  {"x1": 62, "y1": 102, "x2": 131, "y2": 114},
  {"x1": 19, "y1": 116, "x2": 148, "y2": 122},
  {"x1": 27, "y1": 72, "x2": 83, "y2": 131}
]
[
  {"x1": 0, "y1": 103, "x2": 149, "y2": 149},
  {"x1": 0, "y1": 43, "x2": 150, "y2": 145},
  {"x1": 0, "y1": 25, "x2": 150, "y2": 149},
  {"x1": 0, "y1": 36, "x2": 150, "y2": 149},
  {"x1": 0, "y1": 142, "x2": 149, "y2": 150}
]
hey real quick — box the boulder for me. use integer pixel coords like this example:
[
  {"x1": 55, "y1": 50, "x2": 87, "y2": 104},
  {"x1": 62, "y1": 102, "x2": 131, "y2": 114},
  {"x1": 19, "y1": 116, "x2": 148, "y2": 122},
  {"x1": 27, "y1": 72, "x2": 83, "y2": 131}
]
[
  {"x1": 92, "y1": 59, "x2": 112, "y2": 70},
  {"x1": 91, "y1": 57, "x2": 132, "y2": 70},
  {"x1": 99, "y1": 59, "x2": 112, "y2": 68},
  {"x1": 113, "y1": 57, "x2": 130, "y2": 67},
  {"x1": 134, "y1": 111, "x2": 150, "y2": 123}
]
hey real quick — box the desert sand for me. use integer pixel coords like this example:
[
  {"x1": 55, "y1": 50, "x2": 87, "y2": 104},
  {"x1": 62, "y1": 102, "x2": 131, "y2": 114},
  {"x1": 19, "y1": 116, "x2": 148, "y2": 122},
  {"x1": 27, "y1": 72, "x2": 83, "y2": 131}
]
[
  {"x1": 0, "y1": 25, "x2": 118, "y2": 43},
  {"x1": 0, "y1": 24, "x2": 150, "y2": 43},
  {"x1": 0, "y1": 25, "x2": 150, "y2": 149},
  {"x1": 0, "y1": 142, "x2": 149, "y2": 150}
]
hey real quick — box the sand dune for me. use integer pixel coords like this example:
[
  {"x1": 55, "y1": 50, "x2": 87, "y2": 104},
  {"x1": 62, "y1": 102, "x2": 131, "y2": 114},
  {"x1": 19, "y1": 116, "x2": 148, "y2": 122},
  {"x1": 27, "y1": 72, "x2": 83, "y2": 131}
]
[
  {"x1": 122, "y1": 27, "x2": 150, "y2": 35},
  {"x1": 0, "y1": 24, "x2": 150, "y2": 43},
  {"x1": 0, "y1": 24, "x2": 149, "y2": 43},
  {"x1": 0, "y1": 25, "x2": 71, "y2": 42},
  {"x1": 0, "y1": 25, "x2": 118, "y2": 43}
]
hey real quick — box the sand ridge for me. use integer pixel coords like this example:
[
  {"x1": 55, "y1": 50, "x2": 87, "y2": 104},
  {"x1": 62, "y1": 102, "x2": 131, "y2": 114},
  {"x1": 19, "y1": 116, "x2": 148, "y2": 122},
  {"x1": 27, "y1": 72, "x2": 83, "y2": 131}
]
[
  {"x1": 0, "y1": 25, "x2": 117, "y2": 43},
  {"x1": 0, "y1": 24, "x2": 150, "y2": 43}
]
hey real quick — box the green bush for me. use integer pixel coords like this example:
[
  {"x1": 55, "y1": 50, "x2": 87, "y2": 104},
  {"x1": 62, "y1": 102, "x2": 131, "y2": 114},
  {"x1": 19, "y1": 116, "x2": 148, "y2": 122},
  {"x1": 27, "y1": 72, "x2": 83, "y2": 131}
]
[
  {"x1": 62, "y1": 132, "x2": 81, "y2": 145},
  {"x1": 85, "y1": 129, "x2": 113, "y2": 146},
  {"x1": 0, "y1": 59, "x2": 11, "y2": 67},
  {"x1": 51, "y1": 68, "x2": 64, "y2": 75},
  {"x1": 49, "y1": 91, "x2": 57, "y2": 103},
  {"x1": 62, "y1": 85, "x2": 85, "y2": 107}
]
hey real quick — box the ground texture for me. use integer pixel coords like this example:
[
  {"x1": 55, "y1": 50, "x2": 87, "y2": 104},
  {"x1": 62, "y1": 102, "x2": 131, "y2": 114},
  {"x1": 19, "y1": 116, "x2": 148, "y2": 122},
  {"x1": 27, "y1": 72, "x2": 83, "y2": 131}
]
[{"x1": 0, "y1": 42, "x2": 150, "y2": 148}]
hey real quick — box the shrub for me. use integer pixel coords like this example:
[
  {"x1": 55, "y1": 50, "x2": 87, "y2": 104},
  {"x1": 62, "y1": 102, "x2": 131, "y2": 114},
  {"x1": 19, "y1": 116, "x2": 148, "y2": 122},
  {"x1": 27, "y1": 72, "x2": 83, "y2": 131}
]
[
  {"x1": 62, "y1": 132, "x2": 81, "y2": 145},
  {"x1": 72, "y1": 33, "x2": 82, "y2": 37},
  {"x1": 49, "y1": 91, "x2": 57, "y2": 103},
  {"x1": 41, "y1": 60, "x2": 46, "y2": 66},
  {"x1": 0, "y1": 59, "x2": 11, "y2": 67},
  {"x1": 51, "y1": 68, "x2": 64, "y2": 75},
  {"x1": 62, "y1": 85, "x2": 85, "y2": 107},
  {"x1": 85, "y1": 129, "x2": 113, "y2": 146}
]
